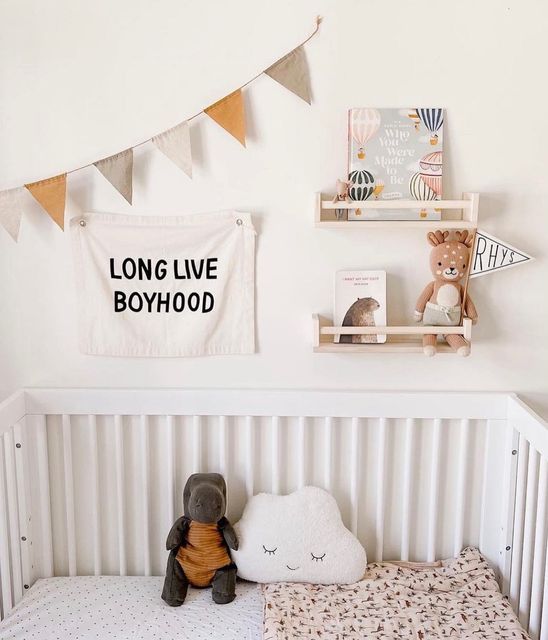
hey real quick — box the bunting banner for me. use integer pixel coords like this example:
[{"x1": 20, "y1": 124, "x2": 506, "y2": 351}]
[
  {"x1": 471, "y1": 229, "x2": 533, "y2": 278},
  {"x1": 71, "y1": 210, "x2": 256, "y2": 356},
  {"x1": 94, "y1": 149, "x2": 133, "y2": 204},
  {"x1": 0, "y1": 188, "x2": 23, "y2": 241},
  {"x1": 152, "y1": 121, "x2": 192, "y2": 178},
  {"x1": 0, "y1": 17, "x2": 320, "y2": 236},
  {"x1": 205, "y1": 89, "x2": 246, "y2": 146},
  {"x1": 265, "y1": 45, "x2": 311, "y2": 104},
  {"x1": 25, "y1": 174, "x2": 67, "y2": 229}
]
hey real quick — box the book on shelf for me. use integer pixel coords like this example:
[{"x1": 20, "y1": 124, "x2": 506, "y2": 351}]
[
  {"x1": 334, "y1": 270, "x2": 387, "y2": 344},
  {"x1": 347, "y1": 108, "x2": 443, "y2": 221}
]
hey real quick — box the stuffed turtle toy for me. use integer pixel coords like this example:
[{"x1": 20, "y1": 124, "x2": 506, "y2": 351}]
[{"x1": 161, "y1": 473, "x2": 239, "y2": 606}]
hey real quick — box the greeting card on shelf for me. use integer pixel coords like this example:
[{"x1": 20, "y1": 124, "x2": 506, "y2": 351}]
[
  {"x1": 334, "y1": 270, "x2": 387, "y2": 344},
  {"x1": 347, "y1": 108, "x2": 443, "y2": 221}
]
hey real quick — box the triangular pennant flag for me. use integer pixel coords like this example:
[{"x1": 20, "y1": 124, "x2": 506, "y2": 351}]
[
  {"x1": 265, "y1": 45, "x2": 311, "y2": 104},
  {"x1": 152, "y1": 121, "x2": 192, "y2": 178},
  {"x1": 94, "y1": 149, "x2": 133, "y2": 204},
  {"x1": 25, "y1": 174, "x2": 67, "y2": 229},
  {"x1": 471, "y1": 229, "x2": 534, "y2": 278},
  {"x1": 0, "y1": 188, "x2": 23, "y2": 241},
  {"x1": 204, "y1": 89, "x2": 246, "y2": 146}
]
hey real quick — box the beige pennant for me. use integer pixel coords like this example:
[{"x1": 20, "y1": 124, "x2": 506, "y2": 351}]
[
  {"x1": 152, "y1": 121, "x2": 192, "y2": 178},
  {"x1": 265, "y1": 45, "x2": 311, "y2": 104},
  {"x1": 25, "y1": 174, "x2": 67, "y2": 230},
  {"x1": 94, "y1": 149, "x2": 133, "y2": 204},
  {"x1": 205, "y1": 89, "x2": 246, "y2": 146},
  {"x1": 0, "y1": 188, "x2": 23, "y2": 241}
]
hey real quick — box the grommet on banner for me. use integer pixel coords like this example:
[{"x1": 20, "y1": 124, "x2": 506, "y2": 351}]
[
  {"x1": 79, "y1": 219, "x2": 87, "y2": 227},
  {"x1": 236, "y1": 218, "x2": 243, "y2": 226}
]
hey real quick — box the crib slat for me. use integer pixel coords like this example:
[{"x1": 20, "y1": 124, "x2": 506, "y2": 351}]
[
  {"x1": 36, "y1": 416, "x2": 53, "y2": 578},
  {"x1": 453, "y1": 418, "x2": 470, "y2": 556},
  {"x1": 114, "y1": 415, "x2": 126, "y2": 576},
  {"x1": 529, "y1": 458, "x2": 548, "y2": 639},
  {"x1": 511, "y1": 436, "x2": 530, "y2": 611},
  {"x1": 349, "y1": 418, "x2": 360, "y2": 537},
  {"x1": 297, "y1": 417, "x2": 306, "y2": 489},
  {"x1": 324, "y1": 417, "x2": 332, "y2": 493},
  {"x1": 13, "y1": 422, "x2": 31, "y2": 592},
  {"x1": 540, "y1": 537, "x2": 548, "y2": 640},
  {"x1": 519, "y1": 448, "x2": 540, "y2": 629},
  {"x1": 479, "y1": 420, "x2": 494, "y2": 553},
  {"x1": 140, "y1": 415, "x2": 151, "y2": 577},
  {"x1": 244, "y1": 416, "x2": 254, "y2": 498},
  {"x1": 62, "y1": 415, "x2": 77, "y2": 576},
  {"x1": 219, "y1": 416, "x2": 229, "y2": 513},
  {"x1": 4, "y1": 431, "x2": 23, "y2": 601},
  {"x1": 400, "y1": 418, "x2": 415, "y2": 561},
  {"x1": 271, "y1": 417, "x2": 280, "y2": 493},
  {"x1": 192, "y1": 416, "x2": 201, "y2": 473},
  {"x1": 0, "y1": 436, "x2": 13, "y2": 617},
  {"x1": 166, "y1": 416, "x2": 175, "y2": 529},
  {"x1": 375, "y1": 418, "x2": 387, "y2": 562},
  {"x1": 88, "y1": 415, "x2": 102, "y2": 576},
  {"x1": 219, "y1": 416, "x2": 228, "y2": 477},
  {"x1": 427, "y1": 419, "x2": 442, "y2": 562}
]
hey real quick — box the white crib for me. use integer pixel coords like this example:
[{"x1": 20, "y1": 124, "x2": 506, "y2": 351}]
[{"x1": 0, "y1": 389, "x2": 547, "y2": 638}]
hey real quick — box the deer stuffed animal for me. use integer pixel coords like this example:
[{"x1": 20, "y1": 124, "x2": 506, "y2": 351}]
[{"x1": 415, "y1": 230, "x2": 478, "y2": 357}]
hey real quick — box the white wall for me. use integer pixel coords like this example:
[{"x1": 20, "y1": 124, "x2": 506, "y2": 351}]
[{"x1": 0, "y1": 0, "x2": 546, "y2": 413}]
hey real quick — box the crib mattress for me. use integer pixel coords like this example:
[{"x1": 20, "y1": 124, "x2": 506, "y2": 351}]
[{"x1": 0, "y1": 576, "x2": 262, "y2": 640}]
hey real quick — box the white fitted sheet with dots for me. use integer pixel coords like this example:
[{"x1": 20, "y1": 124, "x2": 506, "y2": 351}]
[{"x1": 0, "y1": 576, "x2": 262, "y2": 640}]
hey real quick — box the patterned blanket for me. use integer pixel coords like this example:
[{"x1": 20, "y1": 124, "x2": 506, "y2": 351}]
[{"x1": 262, "y1": 547, "x2": 529, "y2": 639}]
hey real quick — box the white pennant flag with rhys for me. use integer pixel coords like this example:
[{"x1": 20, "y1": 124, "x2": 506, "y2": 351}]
[
  {"x1": 152, "y1": 121, "x2": 192, "y2": 178},
  {"x1": 0, "y1": 188, "x2": 23, "y2": 241},
  {"x1": 471, "y1": 229, "x2": 533, "y2": 278},
  {"x1": 71, "y1": 210, "x2": 255, "y2": 356}
]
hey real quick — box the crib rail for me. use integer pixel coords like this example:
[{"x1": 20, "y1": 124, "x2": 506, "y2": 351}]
[
  {"x1": 508, "y1": 397, "x2": 548, "y2": 640},
  {"x1": 0, "y1": 388, "x2": 546, "y2": 640},
  {"x1": 0, "y1": 392, "x2": 30, "y2": 621}
]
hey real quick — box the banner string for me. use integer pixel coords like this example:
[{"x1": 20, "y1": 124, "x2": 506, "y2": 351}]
[{"x1": 59, "y1": 16, "x2": 322, "y2": 178}]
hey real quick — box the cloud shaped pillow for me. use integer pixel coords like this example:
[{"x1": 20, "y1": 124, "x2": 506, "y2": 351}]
[{"x1": 232, "y1": 486, "x2": 366, "y2": 584}]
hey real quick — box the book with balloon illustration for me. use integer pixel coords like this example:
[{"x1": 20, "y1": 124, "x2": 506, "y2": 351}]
[{"x1": 347, "y1": 108, "x2": 443, "y2": 221}]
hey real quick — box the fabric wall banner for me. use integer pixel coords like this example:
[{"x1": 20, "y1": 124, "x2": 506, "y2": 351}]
[
  {"x1": 94, "y1": 149, "x2": 133, "y2": 204},
  {"x1": 470, "y1": 229, "x2": 533, "y2": 277},
  {"x1": 152, "y1": 121, "x2": 192, "y2": 178},
  {"x1": 71, "y1": 210, "x2": 256, "y2": 357},
  {"x1": 265, "y1": 46, "x2": 311, "y2": 104},
  {"x1": 204, "y1": 89, "x2": 246, "y2": 146},
  {"x1": 25, "y1": 174, "x2": 67, "y2": 229},
  {"x1": 0, "y1": 188, "x2": 23, "y2": 241}
]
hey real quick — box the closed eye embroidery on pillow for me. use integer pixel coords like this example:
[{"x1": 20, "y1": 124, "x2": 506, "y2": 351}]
[
  {"x1": 311, "y1": 552, "x2": 326, "y2": 562},
  {"x1": 263, "y1": 545, "x2": 277, "y2": 555}
]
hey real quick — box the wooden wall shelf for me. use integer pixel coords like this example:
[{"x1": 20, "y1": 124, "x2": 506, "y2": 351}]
[
  {"x1": 313, "y1": 314, "x2": 473, "y2": 354},
  {"x1": 315, "y1": 192, "x2": 479, "y2": 229}
]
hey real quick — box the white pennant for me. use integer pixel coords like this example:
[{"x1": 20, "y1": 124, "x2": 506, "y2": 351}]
[
  {"x1": 0, "y1": 188, "x2": 23, "y2": 241},
  {"x1": 94, "y1": 149, "x2": 133, "y2": 204},
  {"x1": 471, "y1": 229, "x2": 533, "y2": 277},
  {"x1": 152, "y1": 121, "x2": 192, "y2": 178}
]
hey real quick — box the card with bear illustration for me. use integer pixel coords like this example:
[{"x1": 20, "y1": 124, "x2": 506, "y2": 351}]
[{"x1": 334, "y1": 270, "x2": 386, "y2": 344}]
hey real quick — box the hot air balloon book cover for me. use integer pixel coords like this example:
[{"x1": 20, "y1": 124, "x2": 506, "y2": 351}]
[
  {"x1": 334, "y1": 270, "x2": 387, "y2": 344},
  {"x1": 347, "y1": 108, "x2": 444, "y2": 220}
]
